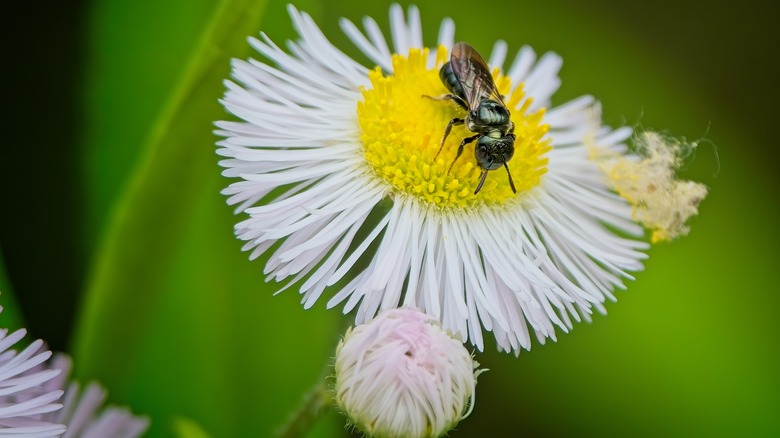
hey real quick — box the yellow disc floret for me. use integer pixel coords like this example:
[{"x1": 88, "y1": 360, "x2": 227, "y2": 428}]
[{"x1": 358, "y1": 46, "x2": 551, "y2": 209}]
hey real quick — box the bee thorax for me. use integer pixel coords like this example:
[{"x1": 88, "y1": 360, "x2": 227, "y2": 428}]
[{"x1": 476, "y1": 101, "x2": 510, "y2": 126}]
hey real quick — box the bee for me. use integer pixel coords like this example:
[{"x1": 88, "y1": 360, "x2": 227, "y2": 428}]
[{"x1": 425, "y1": 42, "x2": 517, "y2": 195}]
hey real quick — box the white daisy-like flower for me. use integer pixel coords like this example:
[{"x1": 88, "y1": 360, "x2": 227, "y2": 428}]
[
  {"x1": 216, "y1": 4, "x2": 649, "y2": 353},
  {"x1": 0, "y1": 306, "x2": 66, "y2": 436}
]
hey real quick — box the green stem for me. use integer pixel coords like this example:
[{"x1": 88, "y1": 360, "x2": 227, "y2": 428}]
[
  {"x1": 276, "y1": 314, "x2": 354, "y2": 437},
  {"x1": 275, "y1": 375, "x2": 334, "y2": 438}
]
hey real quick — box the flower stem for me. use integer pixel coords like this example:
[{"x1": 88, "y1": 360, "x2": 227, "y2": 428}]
[
  {"x1": 275, "y1": 377, "x2": 333, "y2": 438},
  {"x1": 276, "y1": 314, "x2": 354, "y2": 437}
]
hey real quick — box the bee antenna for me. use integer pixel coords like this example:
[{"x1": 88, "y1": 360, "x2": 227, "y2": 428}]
[{"x1": 474, "y1": 170, "x2": 488, "y2": 195}]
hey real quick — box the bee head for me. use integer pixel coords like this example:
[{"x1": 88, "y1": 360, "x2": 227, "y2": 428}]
[{"x1": 475, "y1": 133, "x2": 515, "y2": 170}]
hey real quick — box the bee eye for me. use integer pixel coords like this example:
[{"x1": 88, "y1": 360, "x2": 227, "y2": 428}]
[{"x1": 476, "y1": 144, "x2": 487, "y2": 161}]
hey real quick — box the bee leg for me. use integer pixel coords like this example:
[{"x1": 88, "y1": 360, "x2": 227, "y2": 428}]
[
  {"x1": 474, "y1": 170, "x2": 489, "y2": 195},
  {"x1": 422, "y1": 93, "x2": 468, "y2": 110},
  {"x1": 504, "y1": 163, "x2": 517, "y2": 194},
  {"x1": 447, "y1": 134, "x2": 479, "y2": 174},
  {"x1": 434, "y1": 117, "x2": 464, "y2": 161}
]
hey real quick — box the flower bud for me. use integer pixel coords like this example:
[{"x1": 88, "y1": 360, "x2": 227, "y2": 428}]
[{"x1": 334, "y1": 308, "x2": 481, "y2": 438}]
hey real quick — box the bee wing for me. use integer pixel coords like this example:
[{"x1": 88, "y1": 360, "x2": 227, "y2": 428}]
[{"x1": 450, "y1": 42, "x2": 505, "y2": 111}]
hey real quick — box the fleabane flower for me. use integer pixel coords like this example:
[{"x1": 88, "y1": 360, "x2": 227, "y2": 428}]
[
  {"x1": 334, "y1": 308, "x2": 480, "y2": 438},
  {"x1": 0, "y1": 306, "x2": 66, "y2": 436},
  {"x1": 0, "y1": 299, "x2": 148, "y2": 437},
  {"x1": 36, "y1": 355, "x2": 149, "y2": 438},
  {"x1": 216, "y1": 4, "x2": 650, "y2": 353}
]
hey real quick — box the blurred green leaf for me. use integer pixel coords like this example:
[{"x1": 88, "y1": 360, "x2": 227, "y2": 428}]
[
  {"x1": 74, "y1": 0, "x2": 269, "y2": 379},
  {"x1": 73, "y1": 0, "x2": 344, "y2": 436},
  {"x1": 81, "y1": 0, "x2": 217, "y2": 244},
  {"x1": 171, "y1": 417, "x2": 213, "y2": 438},
  {"x1": 0, "y1": 247, "x2": 25, "y2": 331}
]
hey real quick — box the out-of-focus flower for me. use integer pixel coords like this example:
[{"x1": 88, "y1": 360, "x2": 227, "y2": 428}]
[
  {"x1": 0, "y1": 302, "x2": 148, "y2": 437},
  {"x1": 0, "y1": 304, "x2": 66, "y2": 436},
  {"x1": 39, "y1": 355, "x2": 149, "y2": 438}
]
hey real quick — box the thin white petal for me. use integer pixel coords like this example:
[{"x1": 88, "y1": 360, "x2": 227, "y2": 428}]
[
  {"x1": 488, "y1": 40, "x2": 508, "y2": 69},
  {"x1": 436, "y1": 18, "x2": 455, "y2": 50}
]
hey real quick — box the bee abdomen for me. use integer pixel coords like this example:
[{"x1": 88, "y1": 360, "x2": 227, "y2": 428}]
[{"x1": 439, "y1": 62, "x2": 466, "y2": 101}]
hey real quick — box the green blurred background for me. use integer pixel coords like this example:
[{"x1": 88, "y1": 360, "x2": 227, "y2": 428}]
[{"x1": 2, "y1": 0, "x2": 778, "y2": 436}]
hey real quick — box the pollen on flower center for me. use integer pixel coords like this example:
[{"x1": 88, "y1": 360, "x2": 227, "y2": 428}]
[{"x1": 357, "y1": 46, "x2": 551, "y2": 208}]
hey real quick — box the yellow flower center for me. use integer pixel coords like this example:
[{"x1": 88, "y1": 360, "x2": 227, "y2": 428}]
[{"x1": 357, "y1": 46, "x2": 551, "y2": 209}]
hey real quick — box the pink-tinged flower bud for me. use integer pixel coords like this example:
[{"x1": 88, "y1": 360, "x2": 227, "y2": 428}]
[{"x1": 334, "y1": 308, "x2": 481, "y2": 438}]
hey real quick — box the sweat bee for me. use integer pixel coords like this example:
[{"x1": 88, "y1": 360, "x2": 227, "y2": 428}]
[{"x1": 425, "y1": 42, "x2": 516, "y2": 195}]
